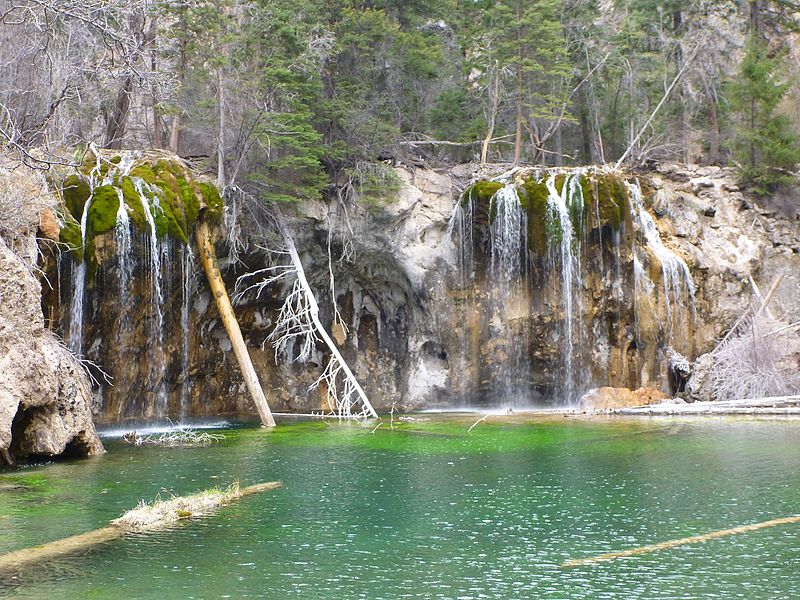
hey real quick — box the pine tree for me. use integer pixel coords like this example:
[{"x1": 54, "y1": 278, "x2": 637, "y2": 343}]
[{"x1": 728, "y1": 35, "x2": 800, "y2": 195}]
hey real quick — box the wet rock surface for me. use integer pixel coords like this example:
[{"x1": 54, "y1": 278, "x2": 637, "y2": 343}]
[{"x1": 44, "y1": 162, "x2": 800, "y2": 420}]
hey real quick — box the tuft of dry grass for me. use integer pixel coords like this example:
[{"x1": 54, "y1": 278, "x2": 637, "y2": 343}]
[{"x1": 112, "y1": 483, "x2": 240, "y2": 532}]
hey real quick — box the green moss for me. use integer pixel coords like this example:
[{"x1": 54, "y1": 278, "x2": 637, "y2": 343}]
[
  {"x1": 86, "y1": 185, "x2": 120, "y2": 237},
  {"x1": 179, "y1": 178, "x2": 201, "y2": 226},
  {"x1": 61, "y1": 174, "x2": 91, "y2": 221},
  {"x1": 120, "y1": 176, "x2": 147, "y2": 231},
  {"x1": 517, "y1": 179, "x2": 551, "y2": 254},
  {"x1": 59, "y1": 214, "x2": 84, "y2": 263},
  {"x1": 130, "y1": 164, "x2": 157, "y2": 182},
  {"x1": 462, "y1": 181, "x2": 504, "y2": 206},
  {"x1": 591, "y1": 174, "x2": 630, "y2": 230},
  {"x1": 61, "y1": 156, "x2": 212, "y2": 264},
  {"x1": 197, "y1": 182, "x2": 223, "y2": 221}
]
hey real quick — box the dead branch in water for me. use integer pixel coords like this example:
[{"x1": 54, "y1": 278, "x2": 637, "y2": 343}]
[
  {"x1": 468, "y1": 415, "x2": 489, "y2": 432},
  {"x1": 122, "y1": 427, "x2": 225, "y2": 447}
]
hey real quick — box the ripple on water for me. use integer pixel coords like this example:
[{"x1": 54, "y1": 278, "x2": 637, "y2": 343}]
[{"x1": 2, "y1": 418, "x2": 800, "y2": 599}]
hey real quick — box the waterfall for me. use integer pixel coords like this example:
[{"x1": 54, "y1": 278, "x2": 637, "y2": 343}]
[
  {"x1": 179, "y1": 246, "x2": 194, "y2": 420},
  {"x1": 490, "y1": 185, "x2": 526, "y2": 283},
  {"x1": 488, "y1": 185, "x2": 530, "y2": 406},
  {"x1": 447, "y1": 194, "x2": 474, "y2": 287},
  {"x1": 134, "y1": 180, "x2": 164, "y2": 333},
  {"x1": 114, "y1": 189, "x2": 132, "y2": 297},
  {"x1": 133, "y1": 178, "x2": 166, "y2": 417},
  {"x1": 68, "y1": 196, "x2": 91, "y2": 356},
  {"x1": 545, "y1": 175, "x2": 584, "y2": 402},
  {"x1": 628, "y1": 182, "x2": 696, "y2": 350}
]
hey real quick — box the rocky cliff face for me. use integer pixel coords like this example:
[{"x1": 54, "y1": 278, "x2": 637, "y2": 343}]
[
  {"x1": 0, "y1": 163, "x2": 103, "y2": 463},
  {"x1": 47, "y1": 161, "x2": 800, "y2": 420}
]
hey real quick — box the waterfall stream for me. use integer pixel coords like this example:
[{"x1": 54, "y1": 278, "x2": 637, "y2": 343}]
[
  {"x1": 628, "y1": 181, "x2": 696, "y2": 352},
  {"x1": 133, "y1": 178, "x2": 168, "y2": 416},
  {"x1": 68, "y1": 196, "x2": 91, "y2": 356},
  {"x1": 488, "y1": 185, "x2": 530, "y2": 406},
  {"x1": 545, "y1": 175, "x2": 584, "y2": 401},
  {"x1": 450, "y1": 169, "x2": 698, "y2": 408},
  {"x1": 180, "y1": 246, "x2": 194, "y2": 420}
]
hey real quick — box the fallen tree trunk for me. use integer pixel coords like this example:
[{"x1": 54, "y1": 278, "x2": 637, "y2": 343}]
[
  {"x1": 562, "y1": 511, "x2": 800, "y2": 567},
  {"x1": 196, "y1": 220, "x2": 276, "y2": 427},
  {"x1": 0, "y1": 481, "x2": 281, "y2": 573}
]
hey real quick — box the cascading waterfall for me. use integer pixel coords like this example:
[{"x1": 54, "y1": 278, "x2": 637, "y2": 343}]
[
  {"x1": 628, "y1": 181, "x2": 696, "y2": 351},
  {"x1": 488, "y1": 185, "x2": 530, "y2": 406},
  {"x1": 447, "y1": 193, "x2": 474, "y2": 287},
  {"x1": 545, "y1": 174, "x2": 584, "y2": 402},
  {"x1": 451, "y1": 168, "x2": 699, "y2": 407},
  {"x1": 179, "y1": 246, "x2": 194, "y2": 420},
  {"x1": 133, "y1": 178, "x2": 167, "y2": 416},
  {"x1": 68, "y1": 198, "x2": 91, "y2": 356},
  {"x1": 113, "y1": 189, "x2": 133, "y2": 299}
]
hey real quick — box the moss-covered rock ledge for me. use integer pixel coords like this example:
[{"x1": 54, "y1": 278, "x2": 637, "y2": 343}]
[
  {"x1": 55, "y1": 149, "x2": 223, "y2": 270},
  {"x1": 461, "y1": 169, "x2": 634, "y2": 254}
]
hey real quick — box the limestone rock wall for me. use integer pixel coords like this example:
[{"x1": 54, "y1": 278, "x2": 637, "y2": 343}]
[
  {"x1": 0, "y1": 164, "x2": 103, "y2": 462},
  {"x1": 49, "y1": 162, "x2": 800, "y2": 420}
]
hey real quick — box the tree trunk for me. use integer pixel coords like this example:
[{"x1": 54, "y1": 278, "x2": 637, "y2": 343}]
[
  {"x1": 104, "y1": 76, "x2": 133, "y2": 149},
  {"x1": 282, "y1": 229, "x2": 378, "y2": 419},
  {"x1": 169, "y1": 3, "x2": 188, "y2": 154},
  {"x1": 553, "y1": 123, "x2": 563, "y2": 167},
  {"x1": 577, "y1": 83, "x2": 594, "y2": 164},
  {"x1": 196, "y1": 220, "x2": 276, "y2": 427},
  {"x1": 704, "y1": 79, "x2": 720, "y2": 164},
  {"x1": 216, "y1": 67, "x2": 226, "y2": 188},
  {"x1": 481, "y1": 63, "x2": 499, "y2": 165}
]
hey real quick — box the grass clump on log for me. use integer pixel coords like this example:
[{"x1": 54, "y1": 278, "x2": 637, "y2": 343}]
[
  {"x1": 112, "y1": 483, "x2": 242, "y2": 532},
  {"x1": 0, "y1": 481, "x2": 282, "y2": 573}
]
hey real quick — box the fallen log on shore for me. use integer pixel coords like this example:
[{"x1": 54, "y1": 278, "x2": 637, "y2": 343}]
[
  {"x1": 613, "y1": 395, "x2": 800, "y2": 416},
  {"x1": 0, "y1": 481, "x2": 281, "y2": 573}
]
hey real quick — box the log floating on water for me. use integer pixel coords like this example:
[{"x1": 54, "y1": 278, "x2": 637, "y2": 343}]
[
  {"x1": 562, "y1": 513, "x2": 800, "y2": 567},
  {"x1": 0, "y1": 481, "x2": 282, "y2": 573}
]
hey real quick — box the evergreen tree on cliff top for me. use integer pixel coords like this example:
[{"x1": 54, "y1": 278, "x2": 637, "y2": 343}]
[{"x1": 728, "y1": 35, "x2": 800, "y2": 195}]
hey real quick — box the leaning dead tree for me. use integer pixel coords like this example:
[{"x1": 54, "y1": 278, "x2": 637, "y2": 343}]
[
  {"x1": 196, "y1": 219, "x2": 276, "y2": 427},
  {"x1": 236, "y1": 205, "x2": 377, "y2": 419}
]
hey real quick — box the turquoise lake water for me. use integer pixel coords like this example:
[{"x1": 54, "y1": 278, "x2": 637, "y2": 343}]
[{"x1": 2, "y1": 416, "x2": 800, "y2": 598}]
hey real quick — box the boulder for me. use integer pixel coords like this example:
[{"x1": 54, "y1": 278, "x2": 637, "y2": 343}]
[
  {"x1": 0, "y1": 226, "x2": 103, "y2": 464},
  {"x1": 581, "y1": 386, "x2": 670, "y2": 411}
]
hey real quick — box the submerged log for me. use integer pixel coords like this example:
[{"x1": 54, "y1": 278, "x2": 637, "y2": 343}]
[
  {"x1": 562, "y1": 512, "x2": 800, "y2": 567},
  {"x1": 0, "y1": 481, "x2": 282, "y2": 573},
  {"x1": 196, "y1": 220, "x2": 276, "y2": 427}
]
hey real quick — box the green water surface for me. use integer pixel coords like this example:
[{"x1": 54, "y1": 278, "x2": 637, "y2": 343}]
[{"x1": 1, "y1": 416, "x2": 800, "y2": 599}]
